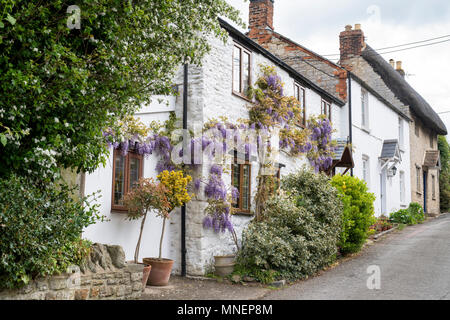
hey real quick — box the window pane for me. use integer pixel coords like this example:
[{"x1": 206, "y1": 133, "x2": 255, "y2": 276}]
[
  {"x1": 233, "y1": 46, "x2": 241, "y2": 92},
  {"x1": 301, "y1": 88, "x2": 306, "y2": 125},
  {"x1": 114, "y1": 154, "x2": 126, "y2": 205},
  {"x1": 129, "y1": 157, "x2": 141, "y2": 190},
  {"x1": 243, "y1": 52, "x2": 250, "y2": 94},
  {"x1": 242, "y1": 165, "x2": 250, "y2": 210},
  {"x1": 232, "y1": 164, "x2": 240, "y2": 208}
]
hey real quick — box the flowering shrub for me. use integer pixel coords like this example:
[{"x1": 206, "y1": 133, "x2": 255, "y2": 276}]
[
  {"x1": 237, "y1": 167, "x2": 343, "y2": 283},
  {"x1": 331, "y1": 174, "x2": 376, "y2": 255},
  {"x1": 0, "y1": 175, "x2": 102, "y2": 289},
  {"x1": 369, "y1": 216, "x2": 393, "y2": 233},
  {"x1": 390, "y1": 202, "x2": 425, "y2": 225},
  {"x1": 123, "y1": 178, "x2": 171, "y2": 263},
  {"x1": 157, "y1": 170, "x2": 192, "y2": 211},
  {"x1": 307, "y1": 116, "x2": 336, "y2": 172}
]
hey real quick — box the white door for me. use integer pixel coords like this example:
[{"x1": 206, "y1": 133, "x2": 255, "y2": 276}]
[{"x1": 380, "y1": 169, "x2": 387, "y2": 214}]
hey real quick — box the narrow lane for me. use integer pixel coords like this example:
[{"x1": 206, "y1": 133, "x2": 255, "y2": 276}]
[{"x1": 264, "y1": 214, "x2": 450, "y2": 300}]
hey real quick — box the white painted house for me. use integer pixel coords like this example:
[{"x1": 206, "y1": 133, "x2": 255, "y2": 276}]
[{"x1": 82, "y1": 19, "x2": 347, "y2": 276}]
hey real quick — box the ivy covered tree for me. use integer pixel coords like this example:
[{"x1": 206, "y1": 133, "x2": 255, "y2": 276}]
[
  {"x1": 438, "y1": 136, "x2": 450, "y2": 212},
  {"x1": 0, "y1": 0, "x2": 244, "y2": 179}
]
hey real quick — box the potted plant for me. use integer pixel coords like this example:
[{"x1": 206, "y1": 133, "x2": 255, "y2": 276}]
[
  {"x1": 142, "y1": 170, "x2": 192, "y2": 286},
  {"x1": 123, "y1": 177, "x2": 171, "y2": 288}
]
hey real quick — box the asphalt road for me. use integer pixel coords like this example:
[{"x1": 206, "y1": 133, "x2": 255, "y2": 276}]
[{"x1": 264, "y1": 213, "x2": 450, "y2": 300}]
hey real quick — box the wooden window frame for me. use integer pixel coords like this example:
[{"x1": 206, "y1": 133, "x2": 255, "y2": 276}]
[
  {"x1": 111, "y1": 149, "x2": 144, "y2": 212},
  {"x1": 321, "y1": 99, "x2": 332, "y2": 122},
  {"x1": 431, "y1": 174, "x2": 436, "y2": 200},
  {"x1": 294, "y1": 83, "x2": 307, "y2": 128},
  {"x1": 231, "y1": 157, "x2": 252, "y2": 215},
  {"x1": 232, "y1": 42, "x2": 252, "y2": 100}
]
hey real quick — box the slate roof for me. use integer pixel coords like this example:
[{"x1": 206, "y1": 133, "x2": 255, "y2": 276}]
[
  {"x1": 423, "y1": 150, "x2": 440, "y2": 168},
  {"x1": 361, "y1": 45, "x2": 448, "y2": 135},
  {"x1": 380, "y1": 139, "x2": 400, "y2": 159},
  {"x1": 333, "y1": 139, "x2": 348, "y2": 161}
]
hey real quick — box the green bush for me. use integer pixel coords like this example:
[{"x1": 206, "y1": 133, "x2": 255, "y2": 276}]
[
  {"x1": 331, "y1": 174, "x2": 376, "y2": 255},
  {"x1": 0, "y1": 175, "x2": 102, "y2": 289},
  {"x1": 390, "y1": 203, "x2": 425, "y2": 225},
  {"x1": 236, "y1": 168, "x2": 343, "y2": 282}
]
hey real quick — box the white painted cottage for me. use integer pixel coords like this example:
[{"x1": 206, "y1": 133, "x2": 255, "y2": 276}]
[{"x1": 82, "y1": 18, "x2": 347, "y2": 276}]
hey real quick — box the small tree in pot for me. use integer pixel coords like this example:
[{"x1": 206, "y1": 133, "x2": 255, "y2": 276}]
[
  {"x1": 124, "y1": 178, "x2": 171, "y2": 287},
  {"x1": 134, "y1": 170, "x2": 192, "y2": 286}
]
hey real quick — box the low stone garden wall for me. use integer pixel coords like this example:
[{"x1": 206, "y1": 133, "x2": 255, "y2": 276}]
[{"x1": 0, "y1": 244, "x2": 144, "y2": 300}]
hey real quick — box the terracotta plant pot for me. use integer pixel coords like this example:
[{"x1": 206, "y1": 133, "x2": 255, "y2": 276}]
[
  {"x1": 141, "y1": 264, "x2": 152, "y2": 289},
  {"x1": 214, "y1": 254, "x2": 236, "y2": 277},
  {"x1": 143, "y1": 258, "x2": 174, "y2": 286}
]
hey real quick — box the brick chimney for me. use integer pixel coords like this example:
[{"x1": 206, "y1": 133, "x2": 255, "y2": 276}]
[
  {"x1": 249, "y1": 0, "x2": 274, "y2": 34},
  {"x1": 339, "y1": 24, "x2": 365, "y2": 62}
]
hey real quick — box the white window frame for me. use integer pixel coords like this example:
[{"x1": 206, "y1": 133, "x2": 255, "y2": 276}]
[
  {"x1": 362, "y1": 155, "x2": 370, "y2": 188},
  {"x1": 294, "y1": 83, "x2": 306, "y2": 127},
  {"x1": 399, "y1": 118, "x2": 404, "y2": 150},
  {"x1": 400, "y1": 170, "x2": 406, "y2": 204},
  {"x1": 361, "y1": 89, "x2": 369, "y2": 129}
]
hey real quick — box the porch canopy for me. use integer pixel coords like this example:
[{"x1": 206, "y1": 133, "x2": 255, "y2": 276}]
[
  {"x1": 328, "y1": 139, "x2": 354, "y2": 176},
  {"x1": 423, "y1": 150, "x2": 441, "y2": 169},
  {"x1": 379, "y1": 139, "x2": 401, "y2": 174}
]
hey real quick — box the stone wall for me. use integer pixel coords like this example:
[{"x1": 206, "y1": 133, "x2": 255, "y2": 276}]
[{"x1": 0, "y1": 244, "x2": 144, "y2": 300}]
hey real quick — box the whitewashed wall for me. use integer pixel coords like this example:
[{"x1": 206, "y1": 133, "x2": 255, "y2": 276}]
[
  {"x1": 83, "y1": 31, "x2": 347, "y2": 276},
  {"x1": 349, "y1": 80, "x2": 411, "y2": 216}
]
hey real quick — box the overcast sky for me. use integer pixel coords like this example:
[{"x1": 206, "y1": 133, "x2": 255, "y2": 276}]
[{"x1": 224, "y1": 0, "x2": 450, "y2": 136}]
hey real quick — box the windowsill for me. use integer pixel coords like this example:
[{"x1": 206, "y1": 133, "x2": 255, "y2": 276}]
[
  {"x1": 111, "y1": 208, "x2": 128, "y2": 214},
  {"x1": 361, "y1": 127, "x2": 371, "y2": 134},
  {"x1": 233, "y1": 211, "x2": 254, "y2": 217},
  {"x1": 400, "y1": 203, "x2": 408, "y2": 208},
  {"x1": 232, "y1": 91, "x2": 252, "y2": 103}
]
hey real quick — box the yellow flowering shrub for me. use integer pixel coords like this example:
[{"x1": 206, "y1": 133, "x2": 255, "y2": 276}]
[{"x1": 157, "y1": 170, "x2": 192, "y2": 211}]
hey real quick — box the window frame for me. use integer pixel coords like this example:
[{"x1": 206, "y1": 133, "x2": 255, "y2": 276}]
[
  {"x1": 415, "y1": 165, "x2": 421, "y2": 194},
  {"x1": 111, "y1": 149, "x2": 144, "y2": 212},
  {"x1": 400, "y1": 170, "x2": 406, "y2": 204},
  {"x1": 432, "y1": 174, "x2": 436, "y2": 200},
  {"x1": 398, "y1": 118, "x2": 404, "y2": 150},
  {"x1": 415, "y1": 121, "x2": 420, "y2": 137},
  {"x1": 294, "y1": 83, "x2": 307, "y2": 127},
  {"x1": 430, "y1": 134, "x2": 434, "y2": 149},
  {"x1": 362, "y1": 155, "x2": 370, "y2": 188},
  {"x1": 231, "y1": 157, "x2": 252, "y2": 215},
  {"x1": 321, "y1": 99, "x2": 332, "y2": 122},
  {"x1": 232, "y1": 42, "x2": 252, "y2": 99},
  {"x1": 361, "y1": 89, "x2": 369, "y2": 129}
]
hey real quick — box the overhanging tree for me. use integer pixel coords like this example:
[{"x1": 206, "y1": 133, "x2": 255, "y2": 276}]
[{"x1": 0, "y1": 0, "x2": 244, "y2": 179}]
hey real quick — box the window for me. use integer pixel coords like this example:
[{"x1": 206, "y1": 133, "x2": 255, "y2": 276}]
[
  {"x1": 232, "y1": 43, "x2": 251, "y2": 97},
  {"x1": 294, "y1": 83, "x2": 306, "y2": 127},
  {"x1": 361, "y1": 89, "x2": 369, "y2": 129},
  {"x1": 231, "y1": 157, "x2": 252, "y2": 213},
  {"x1": 430, "y1": 134, "x2": 434, "y2": 149},
  {"x1": 399, "y1": 118, "x2": 404, "y2": 150},
  {"x1": 321, "y1": 99, "x2": 331, "y2": 121},
  {"x1": 432, "y1": 175, "x2": 436, "y2": 199},
  {"x1": 415, "y1": 121, "x2": 420, "y2": 137},
  {"x1": 112, "y1": 149, "x2": 143, "y2": 211},
  {"x1": 400, "y1": 171, "x2": 405, "y2": 203},
  {"x1": 416, "y1": 165, "x2": 421, "y2": 193},
  {"x1": 362, "y1": 155, "x2": 370, "y2": 187}
]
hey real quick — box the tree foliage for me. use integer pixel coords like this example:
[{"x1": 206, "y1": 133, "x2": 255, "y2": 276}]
[
  {"x1": 0, "y1": 0, "x2": 244, "y2": 179},
  {"x1": 438, "y1": 136, "x2": 450, "y2": 212}
]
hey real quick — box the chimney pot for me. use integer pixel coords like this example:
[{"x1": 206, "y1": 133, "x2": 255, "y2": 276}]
[
  {"x1": 355, "y1": 24, "x2": 361, "y2": 30},
  {"x1": 389, "y1": 59, "x2": 395, "y2": 68},
  {"x1": 345, "y1": 25, "x2": 352, "y2": 31},
  {"x1": 396, "y1": 61, "x2": 402, "y2": 70}
]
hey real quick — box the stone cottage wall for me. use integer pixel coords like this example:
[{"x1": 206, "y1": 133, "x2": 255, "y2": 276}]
[{"x1": 0, "y1": 244, "x2": 144, "y2": 300}]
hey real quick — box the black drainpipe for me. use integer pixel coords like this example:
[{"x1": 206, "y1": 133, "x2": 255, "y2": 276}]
[
  {"x1": 348, "y1": 71, "x2": 354, "y2": 177},
  {"x1": 181, "y1": 64, "x2": 188, "y2": 277}
]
